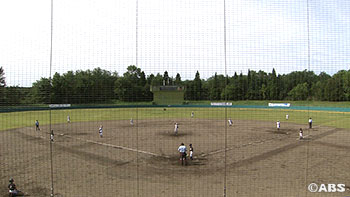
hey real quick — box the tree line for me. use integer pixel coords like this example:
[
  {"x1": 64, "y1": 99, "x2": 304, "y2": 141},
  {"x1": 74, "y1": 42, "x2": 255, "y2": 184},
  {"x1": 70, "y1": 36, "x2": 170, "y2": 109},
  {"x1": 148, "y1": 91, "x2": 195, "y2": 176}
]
[{"x1": 1, "y1": 65, "x2": 350, "y2": 105}]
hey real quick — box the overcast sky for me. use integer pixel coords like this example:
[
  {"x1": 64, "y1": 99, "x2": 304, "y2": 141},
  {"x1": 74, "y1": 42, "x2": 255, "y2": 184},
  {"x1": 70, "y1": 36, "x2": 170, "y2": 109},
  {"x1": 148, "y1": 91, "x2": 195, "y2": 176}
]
[{"x1": 0, "y1": 0, "x2": 349, "y2": 87}]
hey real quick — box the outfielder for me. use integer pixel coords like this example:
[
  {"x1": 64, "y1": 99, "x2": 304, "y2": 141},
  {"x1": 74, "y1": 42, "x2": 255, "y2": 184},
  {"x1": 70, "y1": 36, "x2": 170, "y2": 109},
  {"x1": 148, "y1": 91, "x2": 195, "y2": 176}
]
[
  {"x1": 174, "y1": 123, "x2": 179, "y2": 135},
  {"x1": 191, "y1": 111, "x2": 194, "y2": 118},
  {"x1": 67, "y1": 115, "x2": 70, "y2": 123},
  {"x1": 286, "y1": 114, "x2": 289, "y2": 120},
  {"x1": 99, "y1": 125, "x2": 103, "y2": 138},
  {"x1": 178, "y1": 143, "x2": 187, "y2": 165}
]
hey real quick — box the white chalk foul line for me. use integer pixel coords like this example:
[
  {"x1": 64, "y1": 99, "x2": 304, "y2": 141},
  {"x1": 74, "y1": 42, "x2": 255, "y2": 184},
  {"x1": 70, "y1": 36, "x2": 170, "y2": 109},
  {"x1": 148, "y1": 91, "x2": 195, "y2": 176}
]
[
  {"x1": 201, "y1": 135, "x2": 286, "y2": 157},
  {"x1": 57, "y1": 133, "x2": 169, "y2": 158}
]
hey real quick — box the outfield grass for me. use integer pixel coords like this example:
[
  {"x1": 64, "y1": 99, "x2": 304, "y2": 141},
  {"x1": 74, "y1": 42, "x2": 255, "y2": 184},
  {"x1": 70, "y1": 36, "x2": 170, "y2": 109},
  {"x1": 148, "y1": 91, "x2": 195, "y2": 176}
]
[{"x1": 1, "y1": 106, "x2": 350, "y2": 131}]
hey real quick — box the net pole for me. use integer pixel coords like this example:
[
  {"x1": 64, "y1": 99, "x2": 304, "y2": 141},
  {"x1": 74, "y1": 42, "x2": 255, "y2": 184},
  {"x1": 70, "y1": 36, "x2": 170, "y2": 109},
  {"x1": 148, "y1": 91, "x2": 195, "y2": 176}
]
[
  {"x1": 135, "y1": 0, "x2": 140, "y2": 196},
  {"x1": 305, "y1": 0, "x2": 311, "y2": 196},
  {"x1": 223, "y1": 0, "x2": 228, "y2": 196},
  {"x1": 49, "y1": 0, "x2": 55, "y2": 196}
]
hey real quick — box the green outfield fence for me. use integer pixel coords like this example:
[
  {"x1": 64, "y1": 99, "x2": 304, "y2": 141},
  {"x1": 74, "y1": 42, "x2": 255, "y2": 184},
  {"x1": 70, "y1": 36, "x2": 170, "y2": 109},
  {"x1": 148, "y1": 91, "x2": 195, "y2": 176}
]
[{"x1": 2, "y1": 104, "x2": 350, "y2": 113}]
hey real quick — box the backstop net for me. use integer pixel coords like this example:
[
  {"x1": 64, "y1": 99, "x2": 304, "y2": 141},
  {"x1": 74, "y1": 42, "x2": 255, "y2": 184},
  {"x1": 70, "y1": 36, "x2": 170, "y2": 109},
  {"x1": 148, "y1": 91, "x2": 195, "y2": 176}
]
[{"x1": 1, "y1": 0, "x2": 350, "y2": 196}]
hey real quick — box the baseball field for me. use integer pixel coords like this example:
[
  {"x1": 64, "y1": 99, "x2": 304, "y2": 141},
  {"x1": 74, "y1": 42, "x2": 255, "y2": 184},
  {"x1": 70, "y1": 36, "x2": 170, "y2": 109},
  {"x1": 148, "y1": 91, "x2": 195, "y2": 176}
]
[{"x1": 1, "y1": 106, "x2": 350, "y2": 196}]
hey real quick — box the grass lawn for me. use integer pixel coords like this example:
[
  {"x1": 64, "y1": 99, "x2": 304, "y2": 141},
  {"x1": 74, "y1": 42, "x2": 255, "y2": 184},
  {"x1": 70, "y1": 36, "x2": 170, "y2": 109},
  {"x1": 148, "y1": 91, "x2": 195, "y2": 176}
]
[{"x1": 1, "y1": 105, "x2": 350, "y2": 131}]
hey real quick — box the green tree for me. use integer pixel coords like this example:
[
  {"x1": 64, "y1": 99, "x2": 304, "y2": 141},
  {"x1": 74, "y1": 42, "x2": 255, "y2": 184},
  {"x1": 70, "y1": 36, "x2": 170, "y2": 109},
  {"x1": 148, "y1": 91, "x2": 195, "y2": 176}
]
[
  {"x1": 114, "y1": 65, "x2": 150, "y2": 101},
  {"x1": 193, "y1": 71, "x2": 202, "y2": 100},
  {"x1": 147, "y1": 74, "x2": 155, "y2": 85},
  {"x1": 4, "y1": 86, "x2": 31, "y2": 104},
  {"x1": 0, "y1": 67, "x2": 5, "y2": 104},
  {"x1": 175, "y1": 73, "x2": 181, "y2": 85},
  {"x1": 288, "y1": 82, "x2": 308, "y2": 100},
  {"x1": 151, "y1": 73, "x2": 163, "y2": 86},
  {"x1": 209, "y1": 73, "x2": 220, "y2": 100},
  {"x1": 30, "y1": 77, "x2": 52, "y2": 104},
  {"x1": 267, "y1": 68, "x2": 278, "y2": 100},
  {"x1": 0, "y1": 67, "x2": 5, "y2": 87},
  {"x1": 163, "y1": 71, "x2": 169, "y2": 85}
]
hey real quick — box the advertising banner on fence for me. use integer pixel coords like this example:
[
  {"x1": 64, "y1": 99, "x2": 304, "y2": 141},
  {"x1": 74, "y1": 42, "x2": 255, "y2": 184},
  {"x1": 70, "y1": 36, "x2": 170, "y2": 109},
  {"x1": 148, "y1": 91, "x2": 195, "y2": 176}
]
[
  {"x1": 211, "y1": 102, "x2": 233, "y2": 106},
  {"x1": 49, "y1": 104, "x2": 71, "y2": 108},
  {"x1": 268, "y1": 103, "x2": 290, "y2": 107}
]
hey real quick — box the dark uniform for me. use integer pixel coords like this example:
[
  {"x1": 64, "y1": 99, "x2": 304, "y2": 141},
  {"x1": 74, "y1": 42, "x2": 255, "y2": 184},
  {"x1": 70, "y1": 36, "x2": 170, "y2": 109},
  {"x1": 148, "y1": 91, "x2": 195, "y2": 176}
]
[
  {"x1": 35, "y1": 120, "x2": 40, "y2": 131},
  {"x1": 8, "y1": 179, "x2": 18, "y2": 197},
  {"x1": 309, "y1": 118, "x2": 312, "y2": 129},
  {"x1": 189, "y1": 144, "x2": 193, "y2": 160}
]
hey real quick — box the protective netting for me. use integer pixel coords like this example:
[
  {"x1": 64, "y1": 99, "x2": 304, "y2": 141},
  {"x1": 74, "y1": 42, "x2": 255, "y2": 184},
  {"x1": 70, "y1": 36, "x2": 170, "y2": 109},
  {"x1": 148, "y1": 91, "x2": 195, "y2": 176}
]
[{"x1": 1, "y1": 0, "x2": 350, "y2": 196}]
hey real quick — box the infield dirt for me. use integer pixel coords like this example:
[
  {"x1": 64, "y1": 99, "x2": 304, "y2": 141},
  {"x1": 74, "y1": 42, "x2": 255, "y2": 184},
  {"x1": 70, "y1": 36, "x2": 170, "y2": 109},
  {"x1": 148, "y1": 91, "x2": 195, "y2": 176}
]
[{"x1": 1, "y1": 118, "x2": 350, "y2": 196}]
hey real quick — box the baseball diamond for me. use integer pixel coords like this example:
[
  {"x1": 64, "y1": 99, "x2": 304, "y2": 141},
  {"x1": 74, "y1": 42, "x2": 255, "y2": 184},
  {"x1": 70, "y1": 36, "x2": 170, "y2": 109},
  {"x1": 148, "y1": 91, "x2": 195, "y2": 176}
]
[{"x1": 1, "y1": 107, "x2": 350, "y2": 196}]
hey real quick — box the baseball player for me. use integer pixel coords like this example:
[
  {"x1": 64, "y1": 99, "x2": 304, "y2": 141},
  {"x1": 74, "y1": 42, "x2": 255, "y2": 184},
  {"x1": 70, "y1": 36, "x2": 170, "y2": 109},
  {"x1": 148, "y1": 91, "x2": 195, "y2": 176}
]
[
  {"x1": 228, "y1": 118, "x2": 233, "y2": 126},
  {"x1": 67, "y1": 115, "x2": 70, "y2": 123},
  {"x1": 276, "y1": 120, "x2": 280, "y2": 130},
  {"x1": 99, "y1": 125, "x2": 103, "y2": 138},
  {"x1": 191, "y1": 111, "x2": 194, "y2": 118},
  {"x1": 130, "y1": 118, "x2": 134, "y2": 125},
  {"x1": 174, "y1": 123, "x2": 179, "y2": 135},
  {"x1": 309, "y1": 117, "x2": 312, "y2": 129},
  {"x1": 8, "y1": 178, "x2": 23, "y2": 197},
  {"x1": 50, "y1": 130, "x2": 54, "y2": 142},
  {"x1": 286, "y1": 114, "x2": 289, "y2": 120},
  {"x1": 178, "y1": 143, "x2": 187, "y2": 165},
  {"x1": 189, "y1": 144, "x2": 194, "y2": 160},
  {"x1": 35, "y1": 120, "x2": 40, "y2": 131},
  {"x1": 299, "y1": 128, "x2": 303, "y2": 140}
]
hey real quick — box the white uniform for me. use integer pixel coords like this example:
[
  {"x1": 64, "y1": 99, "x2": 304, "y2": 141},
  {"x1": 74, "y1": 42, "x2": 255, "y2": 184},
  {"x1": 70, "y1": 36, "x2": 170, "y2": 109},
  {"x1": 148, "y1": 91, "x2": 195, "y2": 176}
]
[
  {"x1": 130, "y1": 118, "x2": 133, "y2": 125},
  {"x1": 191, "y1": 112, "x2": 194, "y2": 118},
  {"x1": 286, "y1": 114, "x2": 289, "y2": 120},
  {"x1": 228, "y1": 119, "x2": 233, "y2": 126},
  {"x1": 99, "y1": 126, "x2": 103, "y2": 137},
  {"x1": 299, "y1": 130, "x2": 303, "y2": 139},
  {"x1": 50, "y1": 131, "x2": 54, "y2": 142},
  {"x1": 67, "y1": 115, "x2": 70, "y2": 123},
  {"x1": 277, "y1": 121, "x2": 280, "y2": 130},
  {"x1": 189, "y1": 146, "x2": 193, "y2": 159},
  {"x1": 174, "y1": 123, "x2": 179, "y2": 135},
  {"x1": 178, "y1": 145, "x2": 186, "y2": 153}
]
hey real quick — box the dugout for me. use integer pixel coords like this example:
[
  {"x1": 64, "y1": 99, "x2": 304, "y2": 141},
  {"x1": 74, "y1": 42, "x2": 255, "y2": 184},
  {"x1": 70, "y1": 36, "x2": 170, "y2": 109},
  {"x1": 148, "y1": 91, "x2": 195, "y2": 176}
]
[{"x1": 150, "y1": 86, "x2": 185, "y2": 105}]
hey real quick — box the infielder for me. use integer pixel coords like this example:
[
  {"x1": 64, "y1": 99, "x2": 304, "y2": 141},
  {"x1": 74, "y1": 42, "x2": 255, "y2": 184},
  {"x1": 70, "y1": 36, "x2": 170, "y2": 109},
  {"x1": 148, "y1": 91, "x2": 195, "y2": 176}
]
[
  {"x1": 191, "y1": 111, "x2": 194, "y2": 118},
  {"x1": 130, "y1": 118, "x2": 134, "y2": 125},
  {"x1": 99, "y1": 125, "x2": 103, "y2": 138},
  {"x1": 8, "y1": 178, "x2": 23, "y2": 197},
  {"x1": 299, "y1": 128, "x2": 303, "y2": 140},
  {"x1": 228, "y1": 118, "x2": 233, "y2": 126},
  {"x1": 50, "y1": 130, "x2": 54, "y2": 142},
  {"x1": 35, "y1": 120, "x2": 40, "y2": 131},
  {"x1": 178, "y1": 143, "x2": 187, "y2": 165},
  {"x1": 189, "y1": 144, "x2": 194, "y2": 160},
  {"x1": 309, "y1": 117, "x2": 312, "y2": 129},
  {"x1": 174, "y1": 123, "x2": 179, "y2": 135},
  {"x1": 276, "y1": 120, "x2": 280, "y2": 130}
]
